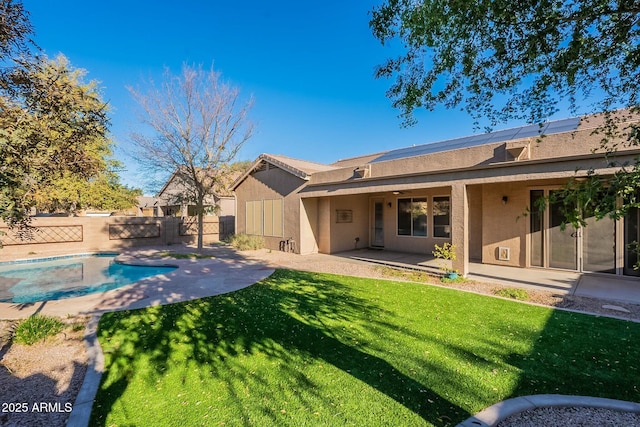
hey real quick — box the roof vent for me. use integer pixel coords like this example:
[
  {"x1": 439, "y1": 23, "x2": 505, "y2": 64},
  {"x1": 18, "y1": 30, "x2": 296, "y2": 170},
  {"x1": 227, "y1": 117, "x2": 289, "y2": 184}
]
[
  {"x1": 505, "y1": 140, "x2": 530, "y2": 161},
  {"x1": 352, "y1": 165, "x2": 371, "y2": 179}
]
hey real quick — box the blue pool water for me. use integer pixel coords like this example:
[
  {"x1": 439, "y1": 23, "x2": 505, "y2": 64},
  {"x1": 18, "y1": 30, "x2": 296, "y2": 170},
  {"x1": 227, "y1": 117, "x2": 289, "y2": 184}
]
[{"x1": 0, "y1": 254, "x2": 177, "y2": 303}]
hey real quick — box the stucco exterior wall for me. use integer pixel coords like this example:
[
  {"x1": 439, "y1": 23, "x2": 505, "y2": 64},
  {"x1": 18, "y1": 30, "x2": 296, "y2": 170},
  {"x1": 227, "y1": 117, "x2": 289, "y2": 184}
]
[
  {"x1": 326, "y1": 194, "x2": 369, "y2": 253},
  {"x1": 217, "y1": 197, "x2": 236, "y2": 218},
  {"x1": 233, "y1": 167, "x2": 306, "y2": 252},
  {"x1": 480, "y1": 183, "x2": 530, "y2": 267},
  {"x1": 300, "y1": 198, "x2": 319, "y2": 254},
  {"x1": 0, "y1": 216, "x2": 225, "y2": 261},
  {"x1": 468, "y1": 185, "x2": 483, "y2": 261},
  {"x1": 317, "y1": 198, "x2": 331, "y2": 254}
]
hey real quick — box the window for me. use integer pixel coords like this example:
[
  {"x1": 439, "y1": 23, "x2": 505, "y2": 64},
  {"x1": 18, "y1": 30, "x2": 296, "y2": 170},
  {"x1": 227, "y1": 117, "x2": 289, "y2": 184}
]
[
  {"x1": 398, "y1": 197, "x2": 427, "y2": 237},
  {"x1": 433, "y1": 196, "x2": 451, "y2": 238},
  {"x1": 246, "y1": 199, "x2": 283, "y2": 237}
]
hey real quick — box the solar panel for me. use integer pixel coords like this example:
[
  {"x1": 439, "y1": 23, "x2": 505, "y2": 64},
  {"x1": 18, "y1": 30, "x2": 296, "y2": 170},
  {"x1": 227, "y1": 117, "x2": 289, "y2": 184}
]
[{"x1": 371, "y1": 117, "x2": 581, "y2": 163}]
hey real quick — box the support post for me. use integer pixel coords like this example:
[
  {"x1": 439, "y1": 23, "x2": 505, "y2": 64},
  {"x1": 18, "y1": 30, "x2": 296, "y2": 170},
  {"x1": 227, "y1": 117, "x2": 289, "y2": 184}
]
[{"x1": 451, "y1": 184, "x2": 470, "y2": 276}]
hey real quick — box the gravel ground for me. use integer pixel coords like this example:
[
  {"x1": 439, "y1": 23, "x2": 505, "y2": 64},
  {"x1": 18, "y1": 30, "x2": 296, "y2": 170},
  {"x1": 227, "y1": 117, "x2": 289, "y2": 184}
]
[
  {"x1": 498, "y1": 406, "x2": 640, "y2": 426},
  {"x1": 1, "y1": 246, "x2": 639, "y2": 427}
]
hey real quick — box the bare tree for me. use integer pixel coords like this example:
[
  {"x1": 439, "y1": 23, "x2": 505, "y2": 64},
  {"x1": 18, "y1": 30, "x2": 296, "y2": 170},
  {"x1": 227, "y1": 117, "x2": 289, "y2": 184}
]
[{"x1": 129, "y1": 64, "x2": 254, "y2": 250}]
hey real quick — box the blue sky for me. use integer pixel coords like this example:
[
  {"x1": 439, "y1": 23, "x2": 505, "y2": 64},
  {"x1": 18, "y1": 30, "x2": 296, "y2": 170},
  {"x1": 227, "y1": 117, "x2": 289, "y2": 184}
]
[{"x1": 23, "y1": 1, "x2": 554, "y2": 193}]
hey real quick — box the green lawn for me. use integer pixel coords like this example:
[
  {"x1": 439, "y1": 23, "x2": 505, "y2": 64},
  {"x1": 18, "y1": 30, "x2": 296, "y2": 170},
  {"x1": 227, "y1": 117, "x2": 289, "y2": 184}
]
[{"x1": 91, "y1": 269, "x2": 640, "y2": 426}]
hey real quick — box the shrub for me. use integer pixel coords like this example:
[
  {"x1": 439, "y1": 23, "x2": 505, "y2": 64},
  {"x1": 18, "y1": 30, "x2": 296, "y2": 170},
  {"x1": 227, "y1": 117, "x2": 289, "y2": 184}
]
[
  {"x1": 494, "y1": 287, "x2": 529, "y2": 301},
  {"x1": 14, "y1": 315, "x2": 64, "y2": 345},
  {"x1": 228, "y1": 233, "x2": 265, "y2": 251},
  {"x1": 432, "y1": 242, "x2": 457, "y2": 273}
]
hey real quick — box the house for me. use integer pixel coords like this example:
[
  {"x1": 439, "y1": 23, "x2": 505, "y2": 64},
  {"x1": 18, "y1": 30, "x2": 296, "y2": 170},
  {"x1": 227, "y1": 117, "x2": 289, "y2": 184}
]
[
  {"x1": 232, "y1": 112, "x2": 640, "y2": 278},
  {"x1": 112, "y1": 196, "x2": 161, "y2": 217},
  {"x1": 232, "y1": 154, "x2": 339, "y2": 253},
  {"x1": 156, "y1": 168, "x2": 236, "y2": 219}
]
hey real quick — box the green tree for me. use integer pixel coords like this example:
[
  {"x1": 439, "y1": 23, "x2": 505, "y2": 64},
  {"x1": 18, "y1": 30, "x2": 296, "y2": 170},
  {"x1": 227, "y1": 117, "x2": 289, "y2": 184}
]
[
  {"x1": 34, "y1": 171, "x2": 141, "y2": 215},
  {"x1": 370, "y1": 0, "x2": 640, "y2": 225},
  {"x1": 0, "y1": 0, "x2": 32, "y2": 62},
  {"x1": 1, "y1": 54, "x2": 138, "y2": 224},
  {"x1": 1, "y1": 1, "x2": 139, "y2": 227},
  {"x1": 129, "y1": 64, "x2": 254, "y2": 250}
]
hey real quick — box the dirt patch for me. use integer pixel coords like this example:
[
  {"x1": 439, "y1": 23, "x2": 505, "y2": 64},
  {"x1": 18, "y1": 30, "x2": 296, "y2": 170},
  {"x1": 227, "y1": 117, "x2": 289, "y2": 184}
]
[{"x1": 0, "y1": 317, "x2": 88, "y2": 427}]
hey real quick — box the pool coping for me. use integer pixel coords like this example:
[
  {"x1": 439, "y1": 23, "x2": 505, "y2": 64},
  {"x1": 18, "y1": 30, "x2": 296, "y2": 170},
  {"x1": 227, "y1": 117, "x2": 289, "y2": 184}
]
[{"x1": 0, "y1": 251, "x2": 119, "y2": 266}]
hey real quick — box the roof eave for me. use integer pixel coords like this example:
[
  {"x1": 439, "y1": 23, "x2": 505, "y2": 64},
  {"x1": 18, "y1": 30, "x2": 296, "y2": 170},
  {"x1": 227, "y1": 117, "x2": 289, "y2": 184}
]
[{"x1": 231, "y1": 154, "x2": 311, "y2": 191}]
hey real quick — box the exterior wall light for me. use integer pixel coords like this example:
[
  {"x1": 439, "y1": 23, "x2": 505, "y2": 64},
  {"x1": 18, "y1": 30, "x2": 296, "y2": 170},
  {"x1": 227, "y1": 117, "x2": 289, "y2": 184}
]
[{"x1": 502, "y1": 196, "x2": 508, "y2": 205}]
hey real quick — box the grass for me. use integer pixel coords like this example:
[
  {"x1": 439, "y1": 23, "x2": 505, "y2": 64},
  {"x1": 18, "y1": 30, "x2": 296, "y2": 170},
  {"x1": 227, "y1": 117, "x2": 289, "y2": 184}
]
[
  {"x1": 494, "y1": 287, "x2": 530, "y2": 301},
  {"x1": 91, "y1": 269, "x2": 640, "y2": 426},
  {"x1": 13, "y1": 315, "x2": 64, "y2": 345}
]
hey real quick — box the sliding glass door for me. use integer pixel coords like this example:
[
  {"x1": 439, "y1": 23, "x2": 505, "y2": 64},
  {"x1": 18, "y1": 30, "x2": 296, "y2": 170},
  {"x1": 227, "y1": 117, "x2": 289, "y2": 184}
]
[
  {"x1": 530, "y1": 189, "x2": 616, "y2": 273},
  {"x1": 582, "y1": 206, "x2": 616, "y2": 273},
  {"x1": 548, "y1": 191, "x2": 578, "y2": 270}
]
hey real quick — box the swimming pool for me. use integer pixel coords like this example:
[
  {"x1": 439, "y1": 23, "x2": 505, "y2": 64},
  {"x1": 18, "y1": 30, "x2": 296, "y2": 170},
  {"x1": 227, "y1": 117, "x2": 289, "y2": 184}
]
[{"x1": 0, "y1": 254, "x2": 177, "y2": 303}]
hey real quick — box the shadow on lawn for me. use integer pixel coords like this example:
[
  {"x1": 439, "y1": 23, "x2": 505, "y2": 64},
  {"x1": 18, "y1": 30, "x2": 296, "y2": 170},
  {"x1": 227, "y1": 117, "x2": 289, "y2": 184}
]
[
  {"x1": 506, "y1": 308, "x2": 640, "y2": 403},
  {"x1": 90, "y1": 269, "x2": 471, "y2": 426}
]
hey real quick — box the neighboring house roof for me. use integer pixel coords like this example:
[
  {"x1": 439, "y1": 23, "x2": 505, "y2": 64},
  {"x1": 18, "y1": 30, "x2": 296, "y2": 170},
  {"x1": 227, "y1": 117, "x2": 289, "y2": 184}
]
[
  {"x1": 370, "y1": 116, "x2": 581, "y2": 163},
  {"x1": 137, "y1": 196, "x2": 159, "y2": 208},
  {"x1": 232, "y1": 153, "x2": 337, "y2": 190},
  {"x1": 157, "y1": 167, "x2": 240, "y2": 204}
]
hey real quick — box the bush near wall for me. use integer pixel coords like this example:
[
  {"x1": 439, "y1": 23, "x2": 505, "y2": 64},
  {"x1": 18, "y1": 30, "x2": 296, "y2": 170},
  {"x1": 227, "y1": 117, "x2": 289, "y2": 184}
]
[{"x1": 228, "y1": 233, "x2": 265, "y2": 251}]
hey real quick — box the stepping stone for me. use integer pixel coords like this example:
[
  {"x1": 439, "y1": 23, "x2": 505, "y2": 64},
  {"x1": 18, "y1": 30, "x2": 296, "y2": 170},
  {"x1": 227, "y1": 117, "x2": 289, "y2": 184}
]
[{"x1": 602, "y1": 304, "x2": 631, "y2": 313}]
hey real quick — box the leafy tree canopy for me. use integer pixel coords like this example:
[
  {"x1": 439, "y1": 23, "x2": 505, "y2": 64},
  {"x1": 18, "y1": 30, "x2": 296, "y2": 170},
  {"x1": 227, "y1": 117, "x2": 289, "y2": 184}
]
[
  {"x1": 1, "y1": 54, "x2": 114, "y2": 223},
  {"x1": 370, "y1": 0, "x2": 640, "y2": 225},
  {"x1": 370, "y1": 0, "x2": 640, "y2": 127},
  {"x1": 33, "y1": 171, "x2": 142, "y2": 215},
  {"x1": 0, "y1": 0, "x2": 140, "y2": 225},
  {"x1": 0, "y1": 0, "x2": 33, "y2": 61}
]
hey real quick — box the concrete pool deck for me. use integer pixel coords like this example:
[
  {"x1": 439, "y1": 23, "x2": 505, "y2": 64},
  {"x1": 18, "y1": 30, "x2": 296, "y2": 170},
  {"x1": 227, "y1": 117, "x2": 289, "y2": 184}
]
[{"x1": 0, "y1": 246, "x2": 275, "y2": 319}]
